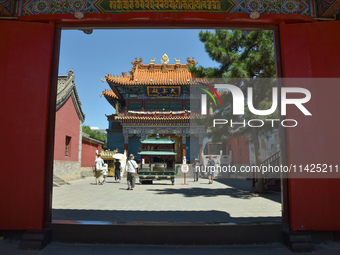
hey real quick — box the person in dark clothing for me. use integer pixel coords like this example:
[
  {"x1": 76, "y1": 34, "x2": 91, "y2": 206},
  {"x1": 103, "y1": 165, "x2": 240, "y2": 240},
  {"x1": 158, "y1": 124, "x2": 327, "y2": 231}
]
[{"x1": 114, "y1": 159, "x2": 121, "y2": 183}]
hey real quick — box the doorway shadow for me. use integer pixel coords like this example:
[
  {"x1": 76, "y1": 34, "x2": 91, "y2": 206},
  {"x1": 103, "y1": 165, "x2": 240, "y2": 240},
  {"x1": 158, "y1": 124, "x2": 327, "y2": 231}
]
[
  {"x1": 52, "y1": 209, "x2": 281, "y2": 224},
  {"x1": 214, "y1": 179, "x2": 281, "y2": 203},
  {"x1": 147, "y1": 187, "x2": 252, "y2": 199}
]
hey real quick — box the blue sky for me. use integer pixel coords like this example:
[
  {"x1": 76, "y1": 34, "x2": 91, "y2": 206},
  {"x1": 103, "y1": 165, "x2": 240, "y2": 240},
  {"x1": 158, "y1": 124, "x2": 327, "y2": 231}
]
[{"x1": 58, "y1": 29, "x2": 219, "y2": 129}]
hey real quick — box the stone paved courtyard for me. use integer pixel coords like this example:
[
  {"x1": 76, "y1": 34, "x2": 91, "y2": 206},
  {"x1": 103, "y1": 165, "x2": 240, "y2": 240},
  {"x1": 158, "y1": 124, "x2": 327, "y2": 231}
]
[{"x1": 52, "y1": 176, "x2": 281, "y2": 224}]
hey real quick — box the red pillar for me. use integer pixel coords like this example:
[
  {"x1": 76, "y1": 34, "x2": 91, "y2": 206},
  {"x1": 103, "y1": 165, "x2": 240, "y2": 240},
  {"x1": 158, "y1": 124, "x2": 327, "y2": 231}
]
[
  {"x1": 182, "y1": 145, "x2": 186, "y2": 158},
  {"x1": 124, "y1": 133, "x2": 128, "y2": 155},
  {"x1": 182, "y1": 135, "x2": 186, "y2": 163}
]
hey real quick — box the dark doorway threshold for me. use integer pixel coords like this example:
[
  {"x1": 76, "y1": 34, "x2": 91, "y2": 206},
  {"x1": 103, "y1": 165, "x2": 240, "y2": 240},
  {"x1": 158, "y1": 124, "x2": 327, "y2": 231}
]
[{"x1": 48, "y1": 221, "x2": 283, "y2": 245}]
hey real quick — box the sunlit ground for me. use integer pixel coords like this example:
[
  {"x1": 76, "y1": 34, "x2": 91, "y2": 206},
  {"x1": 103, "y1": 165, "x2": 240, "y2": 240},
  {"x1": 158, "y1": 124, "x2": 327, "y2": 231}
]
[{"x1": 52, "y1": 177, "x2": 281, "y2": 224}]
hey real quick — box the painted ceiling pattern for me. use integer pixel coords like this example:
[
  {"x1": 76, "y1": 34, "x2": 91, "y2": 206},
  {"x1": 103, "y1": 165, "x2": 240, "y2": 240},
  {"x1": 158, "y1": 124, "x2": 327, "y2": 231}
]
[
  {"x1": 15, "y1": 0, "x2": 319, "y2": 16},
  {"x1": 0, "y1": 0, "x2": 14, "y2": 15},
  {"x1": 319, "y1": 0, "x2": 340, "y2": 14}
]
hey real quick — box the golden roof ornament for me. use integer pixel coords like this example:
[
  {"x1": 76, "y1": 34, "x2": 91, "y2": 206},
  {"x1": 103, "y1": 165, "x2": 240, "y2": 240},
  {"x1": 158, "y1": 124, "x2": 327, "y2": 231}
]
[
  {"x1": 131, "y1": 57, "x2": 143, "y2": 68},
  {"x1": 161, "y1": 54, "x2": 169, "y2": 65},
  {"x1": 150, "y1": 58, "x2": 156, "y2": 65},
  {"x1": 186, "y1": 57, "x2": 198, "y2": 67}
]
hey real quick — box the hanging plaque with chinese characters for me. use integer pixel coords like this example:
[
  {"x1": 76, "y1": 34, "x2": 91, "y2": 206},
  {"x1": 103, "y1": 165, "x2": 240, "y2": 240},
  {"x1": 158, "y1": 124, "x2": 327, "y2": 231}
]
[{"x1": 147, "y1": 86, "x2": 181, "y2": 97}]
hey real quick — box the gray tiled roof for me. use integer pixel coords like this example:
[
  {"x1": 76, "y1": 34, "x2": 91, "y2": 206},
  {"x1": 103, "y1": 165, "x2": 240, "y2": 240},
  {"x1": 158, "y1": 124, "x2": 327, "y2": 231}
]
[
  {"x1": 82, "y1": 132, "x2": 105, "y2": 145},
  {"x1": 57, "y1": 69, "x2": 85, "y2": 122}
]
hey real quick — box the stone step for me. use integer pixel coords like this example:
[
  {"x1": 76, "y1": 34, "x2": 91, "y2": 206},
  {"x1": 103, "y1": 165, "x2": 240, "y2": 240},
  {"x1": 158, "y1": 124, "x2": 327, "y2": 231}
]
[
  {"x1": 53, "y1": 175, "x2": 69, "y2": 187},
  {"x1": 283, "y1": 231, "x2": 315, "y2": 252},
  {"x1": 19, "y1": 229, "x2": 51, "y2": 250}
]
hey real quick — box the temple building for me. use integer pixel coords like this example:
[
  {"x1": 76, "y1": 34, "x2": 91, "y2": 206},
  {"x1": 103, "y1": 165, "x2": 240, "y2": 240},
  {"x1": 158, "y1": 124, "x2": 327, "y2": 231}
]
[{"x1": 102, "y1": 54, "x2": 205, "y2": 163}]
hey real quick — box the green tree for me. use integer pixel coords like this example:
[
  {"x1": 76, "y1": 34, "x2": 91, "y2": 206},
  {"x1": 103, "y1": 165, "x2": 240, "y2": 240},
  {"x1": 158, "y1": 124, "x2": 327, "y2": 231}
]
[
  {"x1": 190, "y1": 30, "x2": 275, "y2": 79},
  {"x1": 82, "y1": 125, "x2": 107, "y2": 149},
  {"x1": 190, "y1": 30, "x2": 277, "y2": 193}
]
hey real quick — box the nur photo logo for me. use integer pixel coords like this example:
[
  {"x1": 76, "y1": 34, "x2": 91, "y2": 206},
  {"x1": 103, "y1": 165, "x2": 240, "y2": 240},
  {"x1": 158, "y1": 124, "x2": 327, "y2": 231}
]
[{"x1": 199, "y1": 83, "x2": 312, "y2": 128}]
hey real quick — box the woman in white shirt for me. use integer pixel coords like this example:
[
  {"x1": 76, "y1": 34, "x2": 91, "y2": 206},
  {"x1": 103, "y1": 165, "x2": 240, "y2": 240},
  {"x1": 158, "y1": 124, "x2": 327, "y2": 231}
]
[{"x1": 126, "y1": 154, "x2": 138, "y2": 190}]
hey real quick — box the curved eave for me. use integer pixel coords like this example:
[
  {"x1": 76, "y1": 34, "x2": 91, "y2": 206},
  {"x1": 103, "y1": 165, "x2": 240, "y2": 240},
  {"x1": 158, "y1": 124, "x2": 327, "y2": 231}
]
[
  {"x1": 106, "y1": 77, "x2": 124, "y2": 99},
  {"x1": 103, "y1": 94, "x2": 118, "y2": 109},
  {"x1": 71, "y1": 90, "x2": 86, "y2": 122},
  {"x1": 138, "y1": 152, "x2": 177, "y2": 156},
  {"x1": 105, "y1": 69, "x2": 196, "y2": 86},
  {"x1": 140, "y1": 141, "x2": 175, "y2": 144},
  {"x1": 56, "y1": 75, "x2": 85, "y2": 122},
  {"x1": 116, "y1": 116, "x2": 193, "y2": 121}
]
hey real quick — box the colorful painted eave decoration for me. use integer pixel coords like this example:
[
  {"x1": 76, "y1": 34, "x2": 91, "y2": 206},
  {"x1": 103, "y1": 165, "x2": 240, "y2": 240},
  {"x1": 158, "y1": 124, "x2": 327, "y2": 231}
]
[
  {"x1": 128, "y1": 110, "x2": 189, "y2": 114},
  {"x1": 16, "y1": 0, "x2": 316, "y2": 16},
  {"x1": 98, "y1": 0, "x2": 230, "y2": 13}
]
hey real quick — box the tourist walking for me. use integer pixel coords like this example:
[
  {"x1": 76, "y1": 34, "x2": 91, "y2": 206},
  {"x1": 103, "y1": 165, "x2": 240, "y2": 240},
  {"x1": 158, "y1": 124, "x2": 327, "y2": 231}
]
[
  {"x1": 126, "y1": 154, "x2": 138, "y2": 190},
  {"x1": 94, "y1": 154, "x2": 104, "y2": 185},
  {"x1": 207, "y1": 155, "x2": 215, "y2": 184},
  {"x1": 192, "y1": 158, "x2": 200, "y2": 182},
  {"x1": 102, "y1": 163, "x2": 108, "y2": 183},
  {"x1": 114, "y1": 159, "x2": 121, "y2": 183}
]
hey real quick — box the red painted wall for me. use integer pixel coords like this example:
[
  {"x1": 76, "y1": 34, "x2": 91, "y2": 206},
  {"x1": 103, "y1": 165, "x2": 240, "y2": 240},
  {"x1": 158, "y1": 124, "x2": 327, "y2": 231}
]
[
  {"x1": 0, "y1": 21, "x2": 54, "y2": 230},
  {"x1": 226, "y1": 136, "x2": 250, "y2": 165},
  {"x1": 81, "y1": 141, "x2": 102, "y2": 167},
  {"x1": 54, "y1": 97, "x2": 81, "y2": 162},
  {"x1": 280, "y1": 21, "x2": 340, "y2": 231}
]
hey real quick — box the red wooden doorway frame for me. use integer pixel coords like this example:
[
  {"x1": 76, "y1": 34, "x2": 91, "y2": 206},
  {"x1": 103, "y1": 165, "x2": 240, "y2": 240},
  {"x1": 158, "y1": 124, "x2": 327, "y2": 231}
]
[
  {"x1": 4, "y1": 9, "x2": 319, "y2": 231},
  {"x1": 45, "y1": 23, "x2": 288, "y2": 228}
]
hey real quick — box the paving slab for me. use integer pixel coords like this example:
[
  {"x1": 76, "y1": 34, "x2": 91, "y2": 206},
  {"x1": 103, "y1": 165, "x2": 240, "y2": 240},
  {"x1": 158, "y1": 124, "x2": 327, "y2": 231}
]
[{"x1": 52, "y1": 176, "x2": 281, "y2": 224}]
